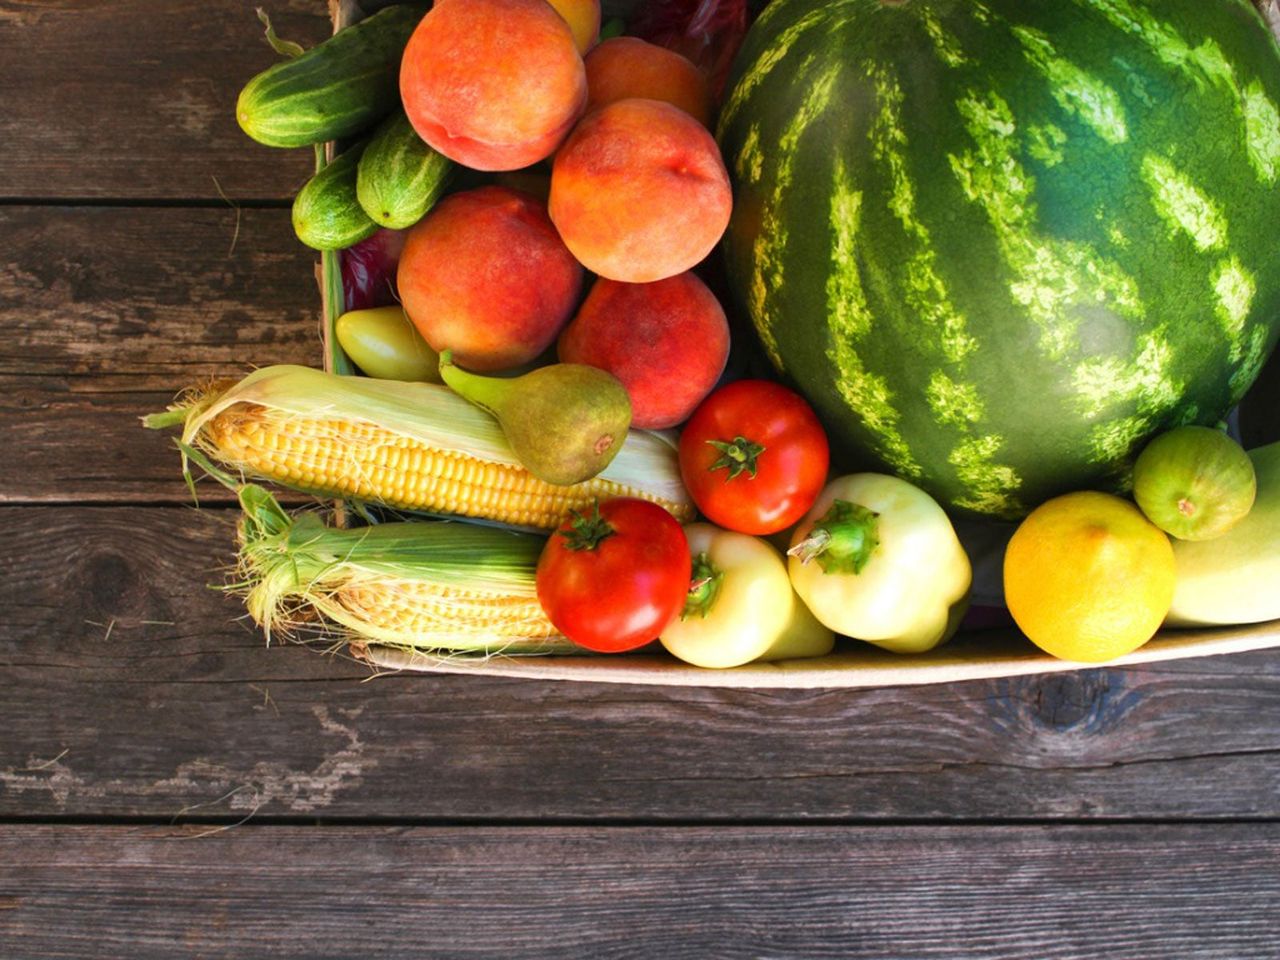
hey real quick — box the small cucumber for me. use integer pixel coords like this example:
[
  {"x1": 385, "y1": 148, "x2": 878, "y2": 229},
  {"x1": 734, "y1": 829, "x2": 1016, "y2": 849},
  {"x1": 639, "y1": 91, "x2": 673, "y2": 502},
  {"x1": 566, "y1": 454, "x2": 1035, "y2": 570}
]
[
  {"x1": 293, "y1": 146, "x2": 378, "y2": 251},
  {"x1": 237, "y1": 5, "x2": 425, "y2": 149},
  {"x1": 357, "y1": 110, "x2": 453, "y2": 229}
]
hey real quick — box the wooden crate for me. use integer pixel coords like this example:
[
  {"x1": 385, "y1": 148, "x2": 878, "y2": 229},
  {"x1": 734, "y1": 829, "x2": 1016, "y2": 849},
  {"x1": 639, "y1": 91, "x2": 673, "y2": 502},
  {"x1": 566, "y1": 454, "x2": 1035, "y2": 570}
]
[{"x1": 321, "y1": 0, "x2": 1280, "y2": 687}]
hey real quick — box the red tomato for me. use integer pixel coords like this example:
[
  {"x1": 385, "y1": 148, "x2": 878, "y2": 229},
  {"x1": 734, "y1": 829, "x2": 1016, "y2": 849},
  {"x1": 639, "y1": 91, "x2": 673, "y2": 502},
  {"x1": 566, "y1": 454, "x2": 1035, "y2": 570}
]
[
  {"x1": 536, "y1": 498, "x2": 692, "y2": 653},
  {"x1": 678, "y1": 380, "x2": 829, "y2": 535}
]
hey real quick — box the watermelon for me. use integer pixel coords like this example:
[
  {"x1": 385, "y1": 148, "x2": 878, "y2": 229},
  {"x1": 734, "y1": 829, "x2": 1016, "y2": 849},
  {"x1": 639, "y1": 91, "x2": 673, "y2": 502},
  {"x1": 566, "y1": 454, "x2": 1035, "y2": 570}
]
[{"x1": 717, "y1": 0, "x2": 1280, "y2": 519}]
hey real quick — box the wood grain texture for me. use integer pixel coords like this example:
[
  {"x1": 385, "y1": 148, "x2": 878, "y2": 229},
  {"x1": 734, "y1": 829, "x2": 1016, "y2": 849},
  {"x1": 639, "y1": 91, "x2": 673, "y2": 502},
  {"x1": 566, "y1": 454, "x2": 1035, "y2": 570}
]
[
  {"x1": 2, "y1": 201, "x2": 1276, "y2": 508},
  {"x1": 0, "y1": 205, "x2": 318, "y2": 503},
  {"x1": 0, "y1": 0, "x2": 331, "y2": 201},
  {"x1": 2, "y1": 823, "x2": 1278, "y2": 959},
  {"x1": 0, "y1": 0, "x2": 1271, "y2": 201},
  {"x1": 1, "y1": 14, "x2": 1278, "y2": 958},
  {"x1": 3, "y1": 505, "x2": 1280, "y2": 821}
]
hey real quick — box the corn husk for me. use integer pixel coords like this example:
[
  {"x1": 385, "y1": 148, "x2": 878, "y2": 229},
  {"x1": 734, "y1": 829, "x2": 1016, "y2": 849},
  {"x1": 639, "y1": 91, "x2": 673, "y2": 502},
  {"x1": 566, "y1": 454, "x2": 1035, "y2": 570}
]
[
  {"x1": 147, "y1": 364, "x2": 694, "y2": 526},
  {"x1": 233, "y1": 482, "x2": 579, "y2": 656}
]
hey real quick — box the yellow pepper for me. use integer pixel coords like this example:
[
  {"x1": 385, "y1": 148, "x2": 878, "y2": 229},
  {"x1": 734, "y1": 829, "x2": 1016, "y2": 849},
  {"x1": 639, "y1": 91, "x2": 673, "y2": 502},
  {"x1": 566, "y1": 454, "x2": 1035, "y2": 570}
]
[
  {"x1": 787, "y1": 474, "x2": 971, "y2": 653},
  {"x1": 660, "y1": 523, "x2": 834, "y2": 668}
]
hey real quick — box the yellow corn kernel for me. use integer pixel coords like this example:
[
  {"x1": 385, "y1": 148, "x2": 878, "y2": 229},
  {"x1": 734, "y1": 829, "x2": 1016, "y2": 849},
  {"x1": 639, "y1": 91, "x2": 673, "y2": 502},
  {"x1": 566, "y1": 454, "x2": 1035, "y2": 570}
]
[
  {"x1": 339, "y1": 579, "x2": 560, "y2": 647},
  {"x1": 201, "y1": 404, "x2": 693, "y2": 531},
  {"x1": 148, "y1": 365, "x2": 695, "y2": 531},
  {"x1": 229, "y1": 482, "x2": 579, "y2": 656}
]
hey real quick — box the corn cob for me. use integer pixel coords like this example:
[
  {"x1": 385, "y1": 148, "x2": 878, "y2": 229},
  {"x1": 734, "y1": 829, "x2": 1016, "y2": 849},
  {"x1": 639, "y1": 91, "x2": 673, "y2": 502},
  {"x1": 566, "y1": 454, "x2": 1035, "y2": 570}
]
[
  {"x1": 234, "y1": 483, "x2": 578, "y2": 656},
  {"x1": 147, "y1": 365, "x2": 694, "y2": 531}
]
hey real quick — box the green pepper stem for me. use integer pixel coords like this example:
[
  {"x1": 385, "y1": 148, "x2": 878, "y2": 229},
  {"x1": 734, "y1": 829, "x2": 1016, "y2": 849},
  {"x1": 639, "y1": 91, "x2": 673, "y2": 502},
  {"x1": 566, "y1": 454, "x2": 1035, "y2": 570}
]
[
  {"x1": 787, "y1": 499, "x2": 881, "y2": 575},
  {"x1": 681, "y1": 552, "x2": 724, "y2": 620}
]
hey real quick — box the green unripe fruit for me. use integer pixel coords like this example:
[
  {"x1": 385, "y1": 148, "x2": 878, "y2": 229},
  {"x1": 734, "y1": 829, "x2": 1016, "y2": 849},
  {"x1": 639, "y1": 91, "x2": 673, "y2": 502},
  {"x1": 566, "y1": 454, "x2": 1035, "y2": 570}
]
[
  {"x1": 335, "y1": 306, "x2": 441, "y2": 382},
  {"x1": 1132, "y1": 426, "x2": 1256, "y2": 541}
]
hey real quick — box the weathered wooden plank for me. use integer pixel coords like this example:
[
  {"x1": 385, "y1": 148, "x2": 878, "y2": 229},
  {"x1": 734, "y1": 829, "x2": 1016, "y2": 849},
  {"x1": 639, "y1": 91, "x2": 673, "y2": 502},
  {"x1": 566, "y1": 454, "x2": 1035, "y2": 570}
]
[
  {"x1": 3, "y1": 0, "x2": 1275, "y2": 201},
  {"x1": 3, "y1": 201, "x2": 1278, "y2": 508},
  {"x1": 0, "y1": 1, "x2": 331, "y2": 201},
  {"x1": 1, "y1": 824, "x2": 1277, "y2": 959},
  {"x1": 3, "y1": 505, "x2": 1279, "y2": 821},
  {"x1": 0, "y1": 205, "x2": 318, "y2": 503}
]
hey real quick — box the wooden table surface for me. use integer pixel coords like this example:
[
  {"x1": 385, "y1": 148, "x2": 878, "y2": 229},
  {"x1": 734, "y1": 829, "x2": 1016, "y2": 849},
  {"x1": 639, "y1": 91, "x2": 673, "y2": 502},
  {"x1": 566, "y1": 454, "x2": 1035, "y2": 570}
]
[{"x1": 3, "y1": 2, "x2": 1280, "y2": 957}]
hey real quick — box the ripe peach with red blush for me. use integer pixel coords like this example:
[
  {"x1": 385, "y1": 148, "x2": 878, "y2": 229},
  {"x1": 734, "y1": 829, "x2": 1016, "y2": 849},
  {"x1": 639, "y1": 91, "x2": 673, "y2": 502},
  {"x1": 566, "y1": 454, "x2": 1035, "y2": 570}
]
[
  {"x1": 557, "y1": 272, "x2": 730, "y2": 429},
  {"x1": 397, "y1": 186, "x2": 583, "y2": 371},
  {"x1": 584, "y1": 37, "x2": 712, "y2": 128},
  {"x1": 549, "y1": 98, "x2": 732, "y2": 283},
  {"x1": 399, "y1": 0, "x2": 587, "y2": 171}
]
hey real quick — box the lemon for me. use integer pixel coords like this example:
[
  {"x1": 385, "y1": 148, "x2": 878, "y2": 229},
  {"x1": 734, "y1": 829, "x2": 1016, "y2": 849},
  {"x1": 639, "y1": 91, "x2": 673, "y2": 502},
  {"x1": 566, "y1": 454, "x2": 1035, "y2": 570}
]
[{"x1": 1003, "y1": 491, "x2": 1176, "y2": 662}]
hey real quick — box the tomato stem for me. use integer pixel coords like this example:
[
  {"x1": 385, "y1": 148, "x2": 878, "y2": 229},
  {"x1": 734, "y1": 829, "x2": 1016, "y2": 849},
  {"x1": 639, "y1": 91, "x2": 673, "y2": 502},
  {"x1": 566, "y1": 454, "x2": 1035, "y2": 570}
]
[
  {"x1": 681, "y1": 552, "x2": 724, "y2": 620},
  {"x1": 706, "y1": 436, "x2": 766, "y2": 480},
  {"x1": 787, "y1": 499, "x2": 880, "y2": 575},
  {"x1": 559, "y1": 500, "x2": 616, "y2": 552}
]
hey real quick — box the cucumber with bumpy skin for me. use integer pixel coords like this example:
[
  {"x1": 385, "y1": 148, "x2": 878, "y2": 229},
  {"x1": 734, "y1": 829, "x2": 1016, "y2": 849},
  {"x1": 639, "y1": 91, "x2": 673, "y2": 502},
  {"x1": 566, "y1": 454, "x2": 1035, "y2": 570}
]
[
  {"x1": 293, "y1": 146, "x2": 378, "y2": 251},
  {"x1": 236, "y1": 5, "x2": 425, "y2": 149},
  {"x1": 357, "y1": 110, "x2": 453, "y2": 229}
]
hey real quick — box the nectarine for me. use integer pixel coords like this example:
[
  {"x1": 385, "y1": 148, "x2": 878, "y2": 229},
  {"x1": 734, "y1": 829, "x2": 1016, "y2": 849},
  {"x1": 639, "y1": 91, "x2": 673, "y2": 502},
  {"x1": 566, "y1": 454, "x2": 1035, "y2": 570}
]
[
  {"x1": 399, "y1": 0, "x2": 587, "y2": 171},
  {"x1": 549, "y1": 98, "x2": 732, "y2": 283},
  {"x1": 584, "y1": 37, "x2": 712, "y2": 128},
  {"x1": 558, "y1": 272, "x2": 730, "y2": 429},
  {"x1": 398, "y1": 186, "x2": 584, "y2": 371}
]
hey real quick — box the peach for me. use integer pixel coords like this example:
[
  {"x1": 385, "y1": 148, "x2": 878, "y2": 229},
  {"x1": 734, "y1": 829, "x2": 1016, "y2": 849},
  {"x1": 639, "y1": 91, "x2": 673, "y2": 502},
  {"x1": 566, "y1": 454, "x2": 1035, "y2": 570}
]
[
  {"x1": 397, "y1": 186, "x2": 584, "y2": 371},
  {"x1": 584, "y1": 37, "x2": 713, "y2": 128},
  {"x1": 399, "y1": 0, "x2": 587, "y2": 171},
  {"x1": 546, "y1": 0, "x2": 601, "y2": 55},
  {"x1": 549, "y1": 98, "x2": 733, "y2": 283},
  {"x1": 558, "y1": 272, "x2": 730, "y2": 429}
]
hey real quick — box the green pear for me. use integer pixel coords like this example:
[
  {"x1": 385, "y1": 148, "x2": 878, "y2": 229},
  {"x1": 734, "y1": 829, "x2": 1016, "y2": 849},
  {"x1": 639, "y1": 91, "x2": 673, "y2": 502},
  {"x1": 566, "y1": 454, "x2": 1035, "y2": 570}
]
[{"x1": 439, "y1": 351, "x2": 632, "y2": 486}]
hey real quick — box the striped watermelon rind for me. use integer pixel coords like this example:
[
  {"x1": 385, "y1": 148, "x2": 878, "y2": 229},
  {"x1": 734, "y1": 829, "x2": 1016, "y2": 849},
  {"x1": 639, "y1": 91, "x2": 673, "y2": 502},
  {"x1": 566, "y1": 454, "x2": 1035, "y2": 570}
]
[{"x1": 717, "y1": 0, "x2": 1280, "y2": 519}]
